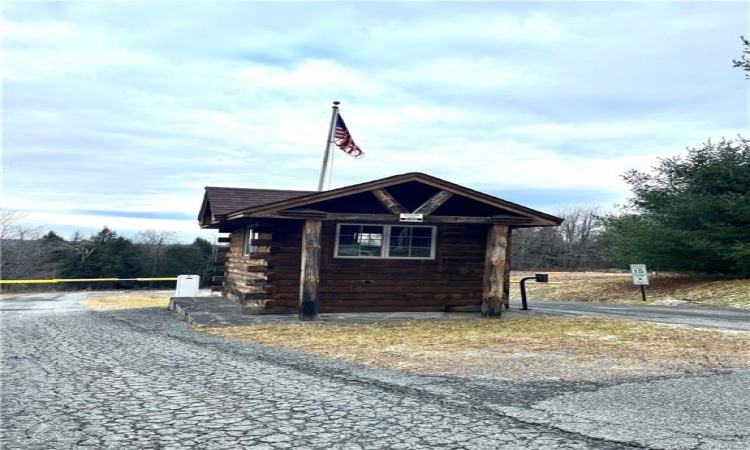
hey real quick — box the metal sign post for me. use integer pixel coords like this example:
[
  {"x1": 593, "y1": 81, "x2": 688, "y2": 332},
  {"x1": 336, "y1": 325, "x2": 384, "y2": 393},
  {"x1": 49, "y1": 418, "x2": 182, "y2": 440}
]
[{"x1": 630, "y1": 264, "x2": 649, "y2": 301}]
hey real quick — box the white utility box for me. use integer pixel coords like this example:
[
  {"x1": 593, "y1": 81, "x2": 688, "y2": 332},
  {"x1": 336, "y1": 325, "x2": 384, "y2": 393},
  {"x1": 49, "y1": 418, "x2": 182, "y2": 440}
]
[{"x1": 175, "y1": 275, "x2": 201, "y2": 297}]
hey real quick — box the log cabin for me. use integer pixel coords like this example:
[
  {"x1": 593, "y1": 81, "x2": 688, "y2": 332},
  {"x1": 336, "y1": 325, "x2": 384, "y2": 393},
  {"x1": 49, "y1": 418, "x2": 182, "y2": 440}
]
[{"x1": 198, "y1": 172, "x2": 562, "y2": 320}]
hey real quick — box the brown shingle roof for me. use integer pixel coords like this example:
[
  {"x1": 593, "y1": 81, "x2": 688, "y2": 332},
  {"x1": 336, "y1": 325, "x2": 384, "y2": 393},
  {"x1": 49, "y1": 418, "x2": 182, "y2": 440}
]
[{"x1": 204, "y1": 187, "x2": 315, "y2": 217}]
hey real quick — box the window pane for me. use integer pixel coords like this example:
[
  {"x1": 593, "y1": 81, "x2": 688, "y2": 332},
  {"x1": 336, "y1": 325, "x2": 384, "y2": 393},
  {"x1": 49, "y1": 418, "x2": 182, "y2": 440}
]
[
  {"x1": 412, "y1": 227, "x2": 432, "y2": 237},
  {"x1": 410, "y1": 247, "x2": 431, "y2": 258},
  {"x1": 337, "y1": 225, "x2": 384, "y2": 257},
  {"x1": 412, "y1": 237, "x2": 431, "y2": 248},
  {"x1": 389, "y1": 247, "x2": 410, "y2": 257},
  {"x1": 337, "y1": 245, "x2": 359, "y2": 256},
  {"x1": 388, "y1": 226, "x2": 433, "y2": 258}
]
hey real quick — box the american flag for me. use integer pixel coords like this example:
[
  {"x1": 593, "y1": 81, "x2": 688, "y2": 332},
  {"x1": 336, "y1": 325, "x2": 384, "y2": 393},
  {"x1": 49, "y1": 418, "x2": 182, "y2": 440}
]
[{"x1": 334, "y1": 115, "x2": 364, "y2": 158}]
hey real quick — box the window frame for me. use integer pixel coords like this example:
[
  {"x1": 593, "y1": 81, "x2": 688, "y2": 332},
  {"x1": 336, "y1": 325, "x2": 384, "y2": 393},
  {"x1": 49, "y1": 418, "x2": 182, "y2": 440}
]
[
  {"x1": 334, "y1": 223, "x2": 437, "y2": 260},
  {"x1": 243, "y1": 226, "x2": 260, "y2": 256}
]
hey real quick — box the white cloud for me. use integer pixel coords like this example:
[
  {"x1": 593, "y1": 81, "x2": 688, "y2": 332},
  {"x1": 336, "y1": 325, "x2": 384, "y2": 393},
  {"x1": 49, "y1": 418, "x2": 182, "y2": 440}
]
[{"x1": 2, "y1": 1, "x2": 747, "y2": 240}]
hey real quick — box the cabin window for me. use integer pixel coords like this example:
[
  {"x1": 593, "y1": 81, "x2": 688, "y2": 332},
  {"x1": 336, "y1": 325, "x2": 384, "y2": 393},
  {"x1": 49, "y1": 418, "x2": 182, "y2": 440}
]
[
  {"x1": 335, "y1": 224, "x2": 435, "y2": 259},
  {"x1": 244, "y1": 226, "x2": 259, "y2": 255}
]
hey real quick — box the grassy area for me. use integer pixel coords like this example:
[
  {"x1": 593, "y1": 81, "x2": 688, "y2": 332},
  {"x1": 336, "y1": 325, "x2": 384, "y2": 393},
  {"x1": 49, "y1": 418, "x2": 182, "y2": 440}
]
[
  {"x1": 74, "y1": 286, "x2": 750, "y2": 381},
  {"x1": 202, "y1": 317, "x2": 750, "y2": 381},
  {"x1": 512, "y1": 271, "x2": 750, "y2": 309},
  {"x1": 80, "y1": 294, "x2": 170, "y2": 311}
]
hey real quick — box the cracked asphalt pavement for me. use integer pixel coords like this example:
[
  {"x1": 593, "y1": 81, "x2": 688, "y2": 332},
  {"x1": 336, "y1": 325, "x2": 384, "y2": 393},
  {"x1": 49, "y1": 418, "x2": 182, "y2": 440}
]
[{"x1": 1, "y1": 293, "x2": 748, "y2": 449}]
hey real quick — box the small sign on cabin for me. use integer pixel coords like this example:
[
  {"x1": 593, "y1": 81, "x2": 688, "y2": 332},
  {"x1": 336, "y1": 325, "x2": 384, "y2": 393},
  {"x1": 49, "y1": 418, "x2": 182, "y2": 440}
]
[
  {"x1": 399, "y1": 213, "x2": 424, "y2": 222},
  {"x1": 630, "y1": 264, "x2": 650, "y2": 285}
]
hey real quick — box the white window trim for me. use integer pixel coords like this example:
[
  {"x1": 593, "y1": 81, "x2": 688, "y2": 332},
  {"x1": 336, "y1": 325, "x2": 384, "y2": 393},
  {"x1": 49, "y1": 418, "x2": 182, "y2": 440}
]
[{"x1": 334, "y1": 223, "x2": 436, "y2": 260}]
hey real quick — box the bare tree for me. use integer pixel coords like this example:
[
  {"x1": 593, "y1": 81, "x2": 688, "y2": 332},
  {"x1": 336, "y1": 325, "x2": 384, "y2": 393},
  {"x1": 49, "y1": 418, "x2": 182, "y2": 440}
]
[
  {"x1": 134, "y1": 229, "x2": 177, "y2": 278},
  {"x1": 511, "y1": 205, "x2": 606, "y2": 271},
  {"x1": 554, "y1": 206, "x2": 605, "y2": 269},
  {"x1": 0, "y1": 209, "x2": 54, "y2": 285}
]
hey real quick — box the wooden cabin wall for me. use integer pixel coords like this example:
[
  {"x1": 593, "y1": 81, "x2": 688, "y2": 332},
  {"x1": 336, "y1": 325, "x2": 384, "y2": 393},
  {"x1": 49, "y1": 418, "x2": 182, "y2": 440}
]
[
  {"x1": 222, "y1": 230, "x2": 261, "y2": 303},
  {"x1": 222, "y1": 220, "x2": 304, "y2": 306},
  {"x1": 263, "y1": 220, "x2": 304, "y2": 308},
  {"x1": 267, "y1": 221, "x2": 487, "y2": 312}
]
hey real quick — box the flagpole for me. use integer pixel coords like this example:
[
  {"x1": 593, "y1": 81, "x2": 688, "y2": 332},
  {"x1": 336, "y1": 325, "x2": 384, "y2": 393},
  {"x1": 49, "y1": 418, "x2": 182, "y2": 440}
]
[{"x1": 317, "y1": 101, "x2": 340, "y2": 191}]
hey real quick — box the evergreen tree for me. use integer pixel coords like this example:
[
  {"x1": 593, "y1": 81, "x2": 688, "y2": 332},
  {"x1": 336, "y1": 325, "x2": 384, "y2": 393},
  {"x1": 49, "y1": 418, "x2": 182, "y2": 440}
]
[{"x1": 601, "y1": 138, "x2": 750, "y2": 276}]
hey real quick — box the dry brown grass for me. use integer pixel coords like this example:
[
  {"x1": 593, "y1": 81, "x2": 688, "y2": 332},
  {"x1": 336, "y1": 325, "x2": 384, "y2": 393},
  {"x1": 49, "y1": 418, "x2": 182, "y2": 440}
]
[
  {"x1": 201, "y1": 317, "x2": 750, "y2": 381},
  {"x1": 80, "y1": 294, "x2": 170, "y2": 311},
  {"x1": 511, "y1": 271, "x2": 750, "y2": 308},
  {"x1": 73, "y1": 275, "x2": 750, "y2": 381}
]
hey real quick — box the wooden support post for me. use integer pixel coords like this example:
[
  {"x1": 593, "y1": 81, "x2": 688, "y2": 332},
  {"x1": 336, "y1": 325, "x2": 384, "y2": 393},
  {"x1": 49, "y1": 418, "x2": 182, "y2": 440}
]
[
  {"x1": 482, "y1": 224, "x2": 508, "y2": 318},
  {"x1": 503, "y1": 228, "x2": 512, "y2": 310},
  {"x1": 298, "y1": 219, "x2": 322, "y2": 320}
]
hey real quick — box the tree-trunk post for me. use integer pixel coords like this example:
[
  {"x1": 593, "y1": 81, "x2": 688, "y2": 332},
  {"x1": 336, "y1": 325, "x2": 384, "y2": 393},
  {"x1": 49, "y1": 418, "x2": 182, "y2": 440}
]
[
  {"x1": 482, "y1": 224, "x2": 509, "y2": 317},
  {"x1": 298, "y1": 219, "x2": 322, "y2": 320},
  {"x1": 503, "y1": 227, "x2": 512, "y2": 310}
]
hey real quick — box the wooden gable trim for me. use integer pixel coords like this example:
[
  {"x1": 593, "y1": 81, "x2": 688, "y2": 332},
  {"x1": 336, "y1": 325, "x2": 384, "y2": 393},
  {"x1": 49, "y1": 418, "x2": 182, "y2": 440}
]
[
  {"x1": 198, "y1": 195, "x2": 213, "y2": 226},
  {"x1": 371, "y1": 189, "x2": 408, "y2": 214},
  {"x1": 412, "y1": 190, "x2": 454, "y2": 215},
  {"x1": 222, "y1": 172, "x2": 562, "y2": 226},
  {"x1": 253, "y1": 212, "x2": 536, "y2": 225},
  {"x1": 224, "y1": 177, "x2": 410, "y2": 220},
  {"x1": 405, "y1": 177, "x2": 560, "y2": 226}
]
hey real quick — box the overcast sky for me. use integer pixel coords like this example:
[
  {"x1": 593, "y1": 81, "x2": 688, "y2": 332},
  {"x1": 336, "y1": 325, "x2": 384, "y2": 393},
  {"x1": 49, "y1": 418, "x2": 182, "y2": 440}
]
[{"x1": 3, "y1": 1, "x2": 747, "y2": 242}]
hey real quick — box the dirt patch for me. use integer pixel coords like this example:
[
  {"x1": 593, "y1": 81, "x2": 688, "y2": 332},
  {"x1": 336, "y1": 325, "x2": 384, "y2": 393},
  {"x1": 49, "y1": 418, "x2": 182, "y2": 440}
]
[{"x1": 201, "y1": 317, "x2": 750, "y2": 381}]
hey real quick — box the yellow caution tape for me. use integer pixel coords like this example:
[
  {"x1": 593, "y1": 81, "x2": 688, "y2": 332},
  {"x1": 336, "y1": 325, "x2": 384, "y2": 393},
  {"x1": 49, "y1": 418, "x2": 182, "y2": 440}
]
[{"x1": 0, "y1": 277, "x2": 178, "y2": 284}]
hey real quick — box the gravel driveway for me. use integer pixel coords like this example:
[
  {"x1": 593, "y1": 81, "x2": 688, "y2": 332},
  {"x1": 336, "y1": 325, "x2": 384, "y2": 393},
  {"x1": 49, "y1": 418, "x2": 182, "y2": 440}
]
[{"x1": 1, "y1": 293, "x2": 748, "y2": 449}]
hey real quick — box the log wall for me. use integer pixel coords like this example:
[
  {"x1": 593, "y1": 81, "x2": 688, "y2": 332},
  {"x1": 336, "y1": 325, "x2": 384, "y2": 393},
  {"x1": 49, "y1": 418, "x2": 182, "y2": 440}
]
[{"x1": 223, "y1": 220, "x2": 491, "y2": 313}]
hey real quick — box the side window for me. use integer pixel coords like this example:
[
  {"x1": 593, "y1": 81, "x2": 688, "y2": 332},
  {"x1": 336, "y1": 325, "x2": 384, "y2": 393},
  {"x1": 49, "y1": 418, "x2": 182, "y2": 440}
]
[{"x1": 244, "y1": 226, "x2": 259, "y2": 255}]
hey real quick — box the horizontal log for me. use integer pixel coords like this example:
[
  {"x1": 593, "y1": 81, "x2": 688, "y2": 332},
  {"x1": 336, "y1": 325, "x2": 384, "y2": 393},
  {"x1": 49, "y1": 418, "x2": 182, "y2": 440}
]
[
  {"x1": 246, "y1": 286, "x2": 272, "y2": 295},
  {"x1": 245, "y1": 246, "x2": 277, "y2": 257},
  {"x1": 439, "y1": 257, "x2": 484, "y2": 264},
  {"x1": 217, "y1": 237, "x2": 232, "y2": 243},
  {"x1": 270, "y1": 292, "x2": 481, "y2": 302},
  {"x1": 443, "y1": 304, "x2": 482, "y2": 312},
  {"x1": 210, "y1": 286, "x2": 224, "y2": 292},
  {"x1": 277, "y1": 209, "x2": 328, "y2": 219},
  {"x1": 319, "y1": 265, "x2": 483, "y2": 274},
  {"x1": 317, "y1": 286, "x2": 482, "y2": 295},
  {"x1": 242, "y1": 292, "x2": 271, "y2": 301},
  {"x1": 250, "y1": 239, "x2": 275, "y2": 247},
  {"x1": 245, "y1": 278, "x2": 269, "y2": 286},
  {"x1": 211, "y1": 276, "x2": 226, "y2": 283},
  {"x1": 274, "y1": 278, "x2": 482, "y2": 287},
  {"x1": 246, "y1": 266, "x2": 271, "y2": 273},
  {"x1": 242, "y1": 306, "x2": 297, "y2": 315}
]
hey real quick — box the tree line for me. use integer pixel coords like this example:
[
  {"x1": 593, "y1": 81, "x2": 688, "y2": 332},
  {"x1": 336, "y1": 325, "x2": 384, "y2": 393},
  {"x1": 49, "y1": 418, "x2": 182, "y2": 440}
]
[
  {"x1": 0, "y1": 219, "x2": 215, "y2": 291},
  {"x1": 2, "y1": 138, "x2": 748, "y2": 285}
]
